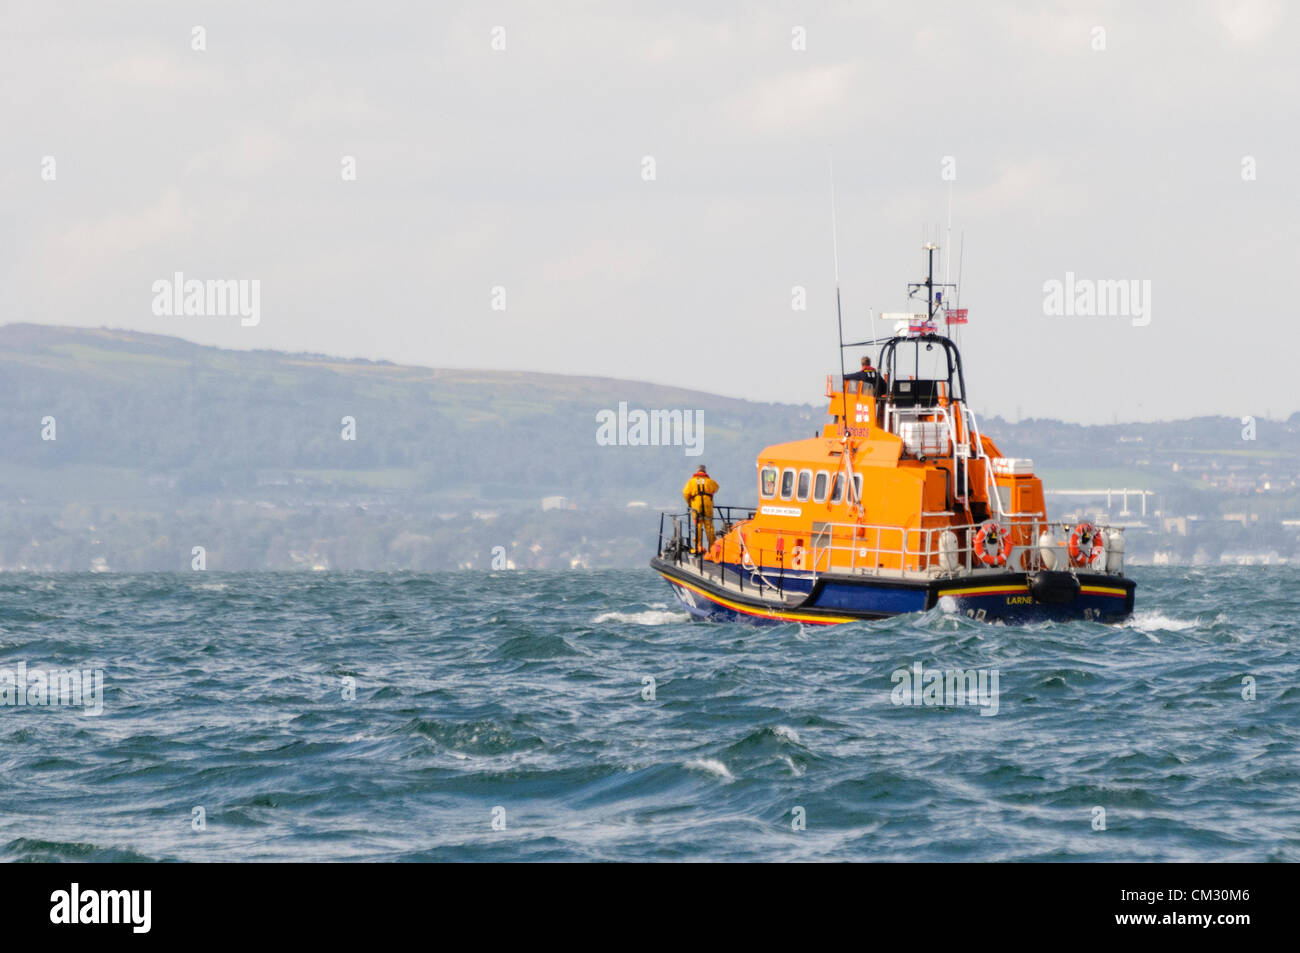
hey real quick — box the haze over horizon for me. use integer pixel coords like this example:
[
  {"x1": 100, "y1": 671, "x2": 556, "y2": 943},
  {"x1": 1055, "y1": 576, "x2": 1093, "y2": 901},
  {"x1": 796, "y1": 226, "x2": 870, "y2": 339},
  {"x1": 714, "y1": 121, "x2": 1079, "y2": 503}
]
[{"x1": 4, "y1": 1, "x2": 1298, "y2": 423}]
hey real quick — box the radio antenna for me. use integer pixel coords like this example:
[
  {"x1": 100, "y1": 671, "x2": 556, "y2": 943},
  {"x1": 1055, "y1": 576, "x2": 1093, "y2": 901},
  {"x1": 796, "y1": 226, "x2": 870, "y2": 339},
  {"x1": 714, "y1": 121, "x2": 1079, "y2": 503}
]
[
  {"x1": 829, "y1": 156, "x2": 863, "y2": 513},
  {"x1": 955, "y1": 229, "x2": 965, "y2": 345},
  {"x1": 945, "y1": 180, "x2": 953, "y2": 286},
  {"x1": 956, "y1": 230, "x2": 965, "y2": 304},
  {"x1": 830, "y1": 156, "x2": 849, "y2": 439}
]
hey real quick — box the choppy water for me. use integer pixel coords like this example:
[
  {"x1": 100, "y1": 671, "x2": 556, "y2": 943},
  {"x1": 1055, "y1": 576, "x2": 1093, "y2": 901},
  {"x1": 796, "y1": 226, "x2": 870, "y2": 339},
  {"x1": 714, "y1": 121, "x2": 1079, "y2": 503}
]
[{"x1": 0, "y1": 567, "x2": 1297, "y2": 862}]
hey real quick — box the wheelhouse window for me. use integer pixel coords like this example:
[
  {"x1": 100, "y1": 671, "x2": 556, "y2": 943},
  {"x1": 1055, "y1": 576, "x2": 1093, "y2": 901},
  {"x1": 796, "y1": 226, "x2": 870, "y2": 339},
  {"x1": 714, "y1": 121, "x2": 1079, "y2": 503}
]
[
  {"x1": 831, "y1": 473, "x2": 845, "y2": 504},
  {"x1": 760, "y1": 466, "x2": 778, "y2": 498},
  {"x1": 780, "y1": 468, "x2": 796, "y2": 500},
  {"x1": 813, "y1": 471, "x2": 829, "y2": 502},
  {"x1": 853, "y1": 473, "x2": 863, "y2": 501},
  {"x1": 796, "y1": 469, "x2": 812, "y2": 501}
]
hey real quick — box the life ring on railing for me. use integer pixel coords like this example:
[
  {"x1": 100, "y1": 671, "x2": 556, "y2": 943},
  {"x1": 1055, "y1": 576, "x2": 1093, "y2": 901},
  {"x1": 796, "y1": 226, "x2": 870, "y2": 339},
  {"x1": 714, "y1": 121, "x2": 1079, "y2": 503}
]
[
  {"x1": 1068, "y1": 522, "x2": 1105, "y2": 568},
  {"x1": 973, "y1": 520, "x2": 1009, "y2": 567}
]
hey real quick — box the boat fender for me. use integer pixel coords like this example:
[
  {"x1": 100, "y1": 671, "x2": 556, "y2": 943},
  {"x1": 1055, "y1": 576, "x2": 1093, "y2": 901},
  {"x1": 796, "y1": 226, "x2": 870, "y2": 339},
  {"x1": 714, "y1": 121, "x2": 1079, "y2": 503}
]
[
  {"x1": 1028, "y1": 571, "x2": 1082, "y2": 605},
  {"x1": 1037, "y1": 529, "x2": 1060, "y2": 570},
  {"x1": 973, "y1": 521, "x2": 1009, "y2": 567},
  {"x1": 937, "y1": 530, "x2": 960, "y2": 571},
  {"x1": 1068, "y1": 522, "x2": 1105, "y2": 568},
  {"x1": 1104, "y1": 527, "x2": 1125, "y2": 572}
]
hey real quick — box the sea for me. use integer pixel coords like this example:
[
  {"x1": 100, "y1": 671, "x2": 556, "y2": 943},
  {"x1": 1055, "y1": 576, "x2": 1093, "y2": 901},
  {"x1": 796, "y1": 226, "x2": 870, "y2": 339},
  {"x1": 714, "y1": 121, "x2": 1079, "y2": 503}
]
[{"x1": 0, "y1": 566, "x2": 1296, "y2": 862}]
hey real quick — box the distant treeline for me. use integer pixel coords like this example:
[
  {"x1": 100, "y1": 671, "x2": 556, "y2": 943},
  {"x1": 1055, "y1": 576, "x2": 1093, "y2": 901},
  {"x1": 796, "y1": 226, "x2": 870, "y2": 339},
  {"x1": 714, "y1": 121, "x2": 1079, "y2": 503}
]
[{"x1": 0, "y1": 499, "x2": 657, "y2": 572}]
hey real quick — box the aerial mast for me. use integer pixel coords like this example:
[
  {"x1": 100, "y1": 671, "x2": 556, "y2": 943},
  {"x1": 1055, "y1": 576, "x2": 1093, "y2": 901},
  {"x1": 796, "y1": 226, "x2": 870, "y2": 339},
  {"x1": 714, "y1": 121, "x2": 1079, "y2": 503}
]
[
  {"x1": 830, "y1": 158, "x2": 849, "y2": 438},
  {"x1": 909, "y1": 242, "x2": 956, "y2": 326}
]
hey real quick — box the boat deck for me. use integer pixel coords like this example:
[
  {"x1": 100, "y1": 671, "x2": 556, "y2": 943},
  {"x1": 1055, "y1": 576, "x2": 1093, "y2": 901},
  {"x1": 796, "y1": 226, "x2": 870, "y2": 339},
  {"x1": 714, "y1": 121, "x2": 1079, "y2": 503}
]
[{"x1": 665, "y1": 556, "x2": 812, "y2": 608}]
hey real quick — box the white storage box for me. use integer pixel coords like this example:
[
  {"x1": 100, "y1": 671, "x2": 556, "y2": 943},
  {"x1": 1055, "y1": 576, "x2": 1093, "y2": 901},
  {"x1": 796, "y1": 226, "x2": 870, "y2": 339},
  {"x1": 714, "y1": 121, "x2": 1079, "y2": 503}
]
[
  {"x1": 899, "y1": 421, "x2": 949, "y2": 456},
  {"x1": 992, "y1": 457, "x2": 1034, "y2": 475}
]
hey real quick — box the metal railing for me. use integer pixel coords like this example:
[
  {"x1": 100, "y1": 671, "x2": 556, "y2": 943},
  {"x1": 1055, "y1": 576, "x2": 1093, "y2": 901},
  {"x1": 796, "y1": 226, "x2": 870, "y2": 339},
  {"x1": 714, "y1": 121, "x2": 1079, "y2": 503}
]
[
  {"x1": 656, "y1": 507, "x2": 817, "y2": 600},
  {"x1": 883, "y1": 403, "x2": 958, "y2": 456},
  {"x1": 810, "y1": 521, "x2": 910, "y2": 574},
  {"x1": 658, "y1": 506, "x2": 1125, "y2": 590},
  {"x1": 810, "y1": 518, "x2": 1125, "y2": 577},
  {"x1": 879, "y1": 400, "x2": 985, "y2": 505}
]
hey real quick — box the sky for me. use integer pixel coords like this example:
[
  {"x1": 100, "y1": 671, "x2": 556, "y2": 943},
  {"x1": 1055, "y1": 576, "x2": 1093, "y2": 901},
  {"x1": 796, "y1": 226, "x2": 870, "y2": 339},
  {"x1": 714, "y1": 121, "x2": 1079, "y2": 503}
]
[{"x1": 3, "y1": 0, "x2": 1298, "y2": 423}]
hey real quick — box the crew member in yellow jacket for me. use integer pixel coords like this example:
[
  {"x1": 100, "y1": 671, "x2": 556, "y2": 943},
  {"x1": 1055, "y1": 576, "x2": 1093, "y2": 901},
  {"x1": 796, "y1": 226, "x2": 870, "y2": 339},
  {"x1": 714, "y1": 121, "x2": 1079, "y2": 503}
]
[{"x1": 682, "y1": 465, "x2": 719, "y2": 553}]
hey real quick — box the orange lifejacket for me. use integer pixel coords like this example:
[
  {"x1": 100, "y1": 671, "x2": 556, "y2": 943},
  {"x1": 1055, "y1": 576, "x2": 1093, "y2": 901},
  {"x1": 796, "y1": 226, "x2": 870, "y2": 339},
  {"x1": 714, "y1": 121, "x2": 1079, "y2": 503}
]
[{"x1": 682, "y1": 472, "x2": 718, "y2": 511}]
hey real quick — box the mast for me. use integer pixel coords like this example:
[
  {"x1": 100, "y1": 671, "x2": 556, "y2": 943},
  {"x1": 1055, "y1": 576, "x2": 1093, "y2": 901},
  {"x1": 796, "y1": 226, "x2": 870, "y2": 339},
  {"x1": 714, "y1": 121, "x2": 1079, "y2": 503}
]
[
  {"x1": 830, "y1": 158, "x2": 849, "y2": 439},
  {"x1": 954, "y1": 230, "x2": 965, "y2": 348},
  {"x1": 829, "y1": 158, "x2": 863, "y2": 514},
  {"x1": 926, "y1": 243, "x2": 937, "y2": 319},
  {"x1": 909, "y1": 242, "x2": 956, "y2": 326}
]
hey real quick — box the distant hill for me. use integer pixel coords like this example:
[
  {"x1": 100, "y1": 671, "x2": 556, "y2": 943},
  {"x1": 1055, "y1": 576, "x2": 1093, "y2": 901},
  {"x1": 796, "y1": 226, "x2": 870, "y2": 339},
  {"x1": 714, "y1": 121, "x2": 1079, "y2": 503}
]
[
  {"x1": 0, "y1": 323, "x2": 817, "y2": 508},
  {"x1": 1, "y1": 324, "x2": 1296, "y2": 570}
]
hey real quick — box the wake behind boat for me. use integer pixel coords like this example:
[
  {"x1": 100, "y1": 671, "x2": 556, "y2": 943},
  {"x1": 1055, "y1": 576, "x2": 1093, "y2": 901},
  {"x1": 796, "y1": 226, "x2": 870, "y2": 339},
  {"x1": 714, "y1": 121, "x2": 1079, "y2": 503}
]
[{"x1": 651, "y1": 242, "x2": 1136, "y2": 625}]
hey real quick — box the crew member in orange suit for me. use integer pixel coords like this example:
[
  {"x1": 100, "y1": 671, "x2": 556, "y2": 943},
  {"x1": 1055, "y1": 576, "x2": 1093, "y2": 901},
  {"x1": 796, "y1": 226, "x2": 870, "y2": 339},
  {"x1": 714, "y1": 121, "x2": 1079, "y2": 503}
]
[{"x1": 682, "y1": 465, "x2": 719, "y2": 554}]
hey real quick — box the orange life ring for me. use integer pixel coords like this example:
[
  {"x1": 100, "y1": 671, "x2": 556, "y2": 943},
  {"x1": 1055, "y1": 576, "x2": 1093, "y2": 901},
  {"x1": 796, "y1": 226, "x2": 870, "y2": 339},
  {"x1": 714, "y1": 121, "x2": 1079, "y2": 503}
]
[
  {"x1": 1068, "y1": 522, "x2": 1105, "y2": 568},
  {"x1": 973, "y1": 520, "x2": 1009, "y2": 567}
]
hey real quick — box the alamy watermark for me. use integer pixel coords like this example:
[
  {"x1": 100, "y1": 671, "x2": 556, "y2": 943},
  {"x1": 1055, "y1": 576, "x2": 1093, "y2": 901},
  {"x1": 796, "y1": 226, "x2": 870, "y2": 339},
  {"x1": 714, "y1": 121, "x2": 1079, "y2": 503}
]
[
  {"x1": 1, "y1": 662, "x2": 104, "y2": 715},
  {"x1": 152, "y1": 272, "x2": 260, "y2": 326},
  {"x1": 596, "y1": 402, "x2": 703, "y2": 457},
  {"x1": 1042, "y1": 272, "x2": 1150, "y2": 327},
  {"x1": 890, "y1": 661, "x2": 1000, "y2": 716},
  {"x1": 50, "y1": 883, "x2": 150, "y2": 933}
]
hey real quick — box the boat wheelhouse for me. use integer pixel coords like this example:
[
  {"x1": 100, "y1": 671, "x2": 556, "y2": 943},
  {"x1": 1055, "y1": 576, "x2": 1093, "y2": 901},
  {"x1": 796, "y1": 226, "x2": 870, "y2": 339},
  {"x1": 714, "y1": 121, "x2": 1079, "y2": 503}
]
[{"x1": 651, "y1": 244, "x2": 1136, "y2": 625}]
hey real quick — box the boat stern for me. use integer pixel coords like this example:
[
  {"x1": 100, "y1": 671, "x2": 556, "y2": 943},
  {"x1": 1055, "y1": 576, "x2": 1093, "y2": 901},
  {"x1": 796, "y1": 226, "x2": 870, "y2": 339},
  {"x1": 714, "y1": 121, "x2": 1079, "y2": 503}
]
[{"x1": 932, "y1": 570, "x2": 1135, "y2": 623}]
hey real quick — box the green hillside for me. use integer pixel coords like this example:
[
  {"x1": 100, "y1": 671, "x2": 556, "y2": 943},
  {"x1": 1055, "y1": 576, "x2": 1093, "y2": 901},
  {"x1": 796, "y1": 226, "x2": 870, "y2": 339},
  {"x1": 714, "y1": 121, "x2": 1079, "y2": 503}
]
[{"x1": 0, "y1": 323, "x2": 816, "y2": 507}]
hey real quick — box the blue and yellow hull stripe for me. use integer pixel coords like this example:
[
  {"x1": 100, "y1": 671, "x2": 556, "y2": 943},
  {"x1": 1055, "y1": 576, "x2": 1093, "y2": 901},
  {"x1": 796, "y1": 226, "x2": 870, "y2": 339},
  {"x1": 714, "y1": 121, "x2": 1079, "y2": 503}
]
[{"x1": 659, "y1": 572, "x2": 854, "y2": 625}]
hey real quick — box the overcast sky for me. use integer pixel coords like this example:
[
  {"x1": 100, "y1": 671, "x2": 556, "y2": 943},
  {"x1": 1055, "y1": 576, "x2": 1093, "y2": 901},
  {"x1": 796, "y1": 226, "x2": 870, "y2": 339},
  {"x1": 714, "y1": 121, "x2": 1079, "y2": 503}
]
[{"x1": 3, "y1": 1, "x2": 1298, "y2": 423}]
